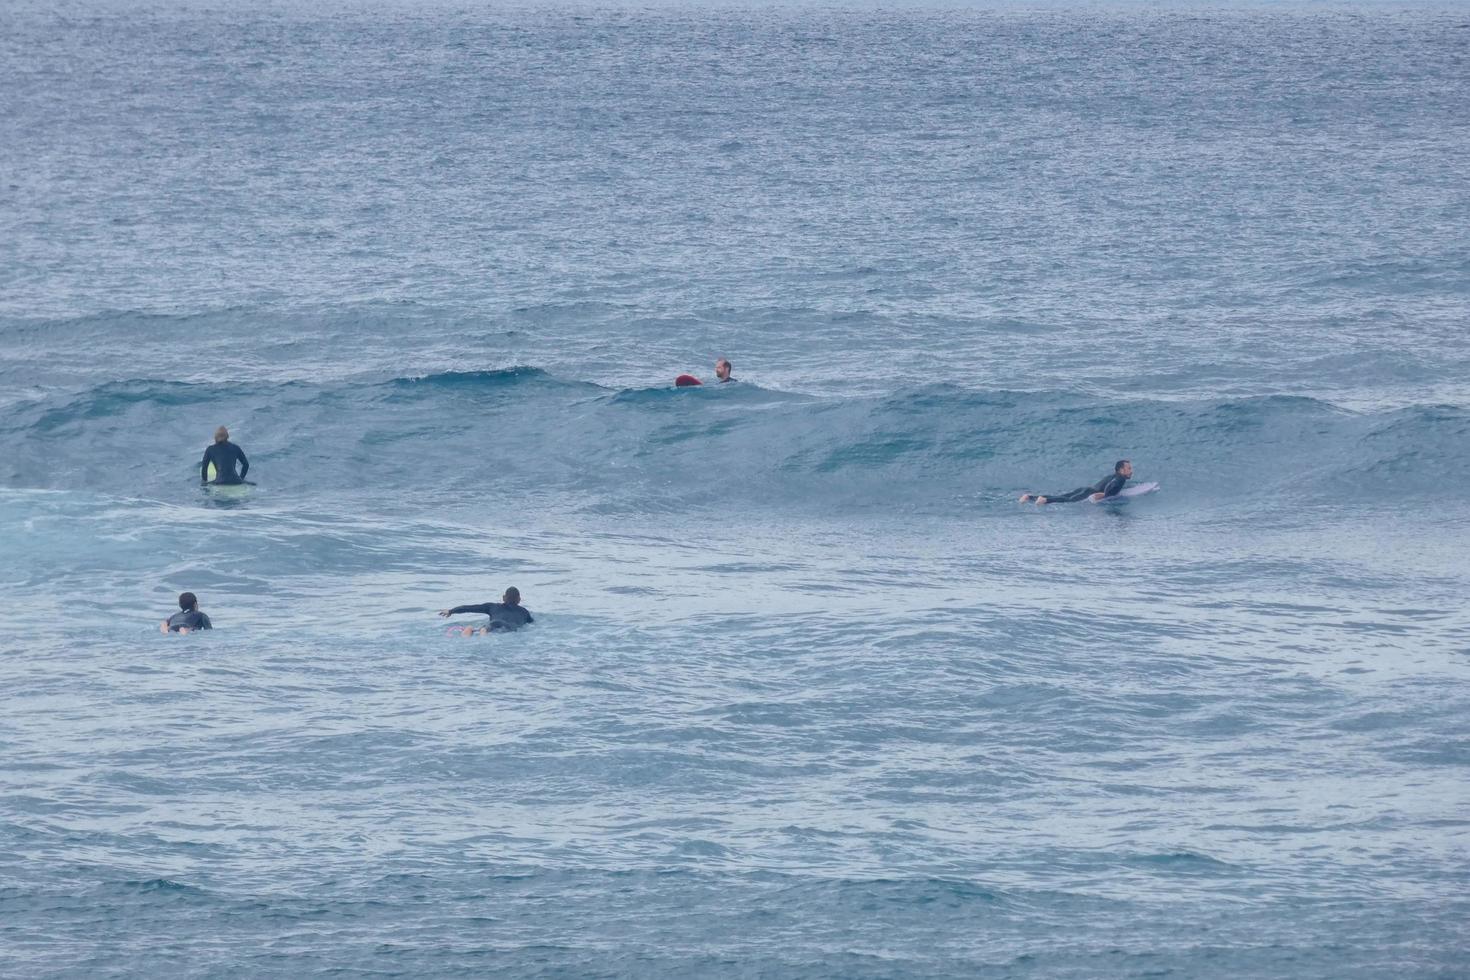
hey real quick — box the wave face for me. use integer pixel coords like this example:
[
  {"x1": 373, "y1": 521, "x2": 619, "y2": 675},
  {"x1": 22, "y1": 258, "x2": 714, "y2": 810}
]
[
  {"x1": 3, "y1": 3, "x2": 1470, "y2": 978},
  {"x1": 2, "y1": 374, "x2": 1467, "y2": 512}
]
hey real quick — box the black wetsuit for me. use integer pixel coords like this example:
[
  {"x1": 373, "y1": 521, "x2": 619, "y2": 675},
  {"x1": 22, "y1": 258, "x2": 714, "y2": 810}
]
[
  {"x1": 166, "y1": 609, "x2": 212, "y2": 631},
  {"x1": 201, "y1": 441, "x2": 249, "y2": 484},
  {"x1": 1043, "y1": 472, "x2": 1127, "y2": 504},
  {"x1": 446, "y1": 602, "x2": 534, "y2": 632}
]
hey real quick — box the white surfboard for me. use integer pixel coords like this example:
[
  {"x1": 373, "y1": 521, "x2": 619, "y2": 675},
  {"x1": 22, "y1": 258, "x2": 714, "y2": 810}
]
[
  {"x1": 204, "y1": 482, "x2": 252, "y2": 498},
  {"x1": 203, "y1": 462, "x2": 254, "y2": 496},
  {"x1": 1090, "y1": 481, "x2": 1159, "y2": 503}
]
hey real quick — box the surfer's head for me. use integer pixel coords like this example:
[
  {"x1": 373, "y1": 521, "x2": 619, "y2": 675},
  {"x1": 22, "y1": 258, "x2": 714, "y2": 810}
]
[
  {"x1": 1115, "y1": 459, "x2": 1132, "y2": 478},
  {"x1": 214, "y1": 426, "x2": 230, "y2": 443},
  {"x1": 502, "y1": 587, "x2": 521, "y2": 606},
  {"x1": 715, "y1": 358, "x2": 732, "y2": 382},
  {"x1": 178, "y1": 592, "x2": 199, "y2": 611}
]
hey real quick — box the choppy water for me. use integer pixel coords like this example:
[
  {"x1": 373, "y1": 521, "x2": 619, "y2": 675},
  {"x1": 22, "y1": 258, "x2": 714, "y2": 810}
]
[{"x1": 3, "y1": 1, "x2": 1469, "y2": 976}]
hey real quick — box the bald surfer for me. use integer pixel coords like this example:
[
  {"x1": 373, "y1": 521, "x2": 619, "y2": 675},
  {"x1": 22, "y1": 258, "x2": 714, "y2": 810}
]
[
  {"x1": 1020, "y1": 460, "x2": 1133, "y2": 505},
  {"x1": 201, "y1": 426, "x2": 250, "y2": 485},
  {"x1": 439, "y1": 587, "x2": 535, "y2": 634},
  {"x1": 715, "y1": 357, "x2": 734, "y2": 383}
]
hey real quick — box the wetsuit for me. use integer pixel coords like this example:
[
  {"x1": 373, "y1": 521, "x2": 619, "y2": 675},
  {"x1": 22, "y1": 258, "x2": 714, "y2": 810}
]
[
  {"x1": 446, "y1": 602, "x2": 534, "y2": 632},
  {"x1": 202, "y1": 441, "x2": 249, "y2": 484},
  {"x1": 166, "y1": 609, "x2": 212, "y2": 631},
  {"x1": 1042, "y1": 472, "x2": 1127, "y2": 504}
]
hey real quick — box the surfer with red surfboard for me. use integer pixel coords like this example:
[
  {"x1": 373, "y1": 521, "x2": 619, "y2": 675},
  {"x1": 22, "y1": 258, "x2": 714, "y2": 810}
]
[
  {"x1": 439, "y1": 586, "x2": 535, "y2": 635},
  {"x1": 675, "y1": 357, "x2": 735, "y2": 387}
]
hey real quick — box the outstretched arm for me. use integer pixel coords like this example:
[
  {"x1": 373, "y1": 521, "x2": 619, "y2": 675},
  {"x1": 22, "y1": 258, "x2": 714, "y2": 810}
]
[{"x1": 439, "y1": 603, "x2": 495, "y2": 618}]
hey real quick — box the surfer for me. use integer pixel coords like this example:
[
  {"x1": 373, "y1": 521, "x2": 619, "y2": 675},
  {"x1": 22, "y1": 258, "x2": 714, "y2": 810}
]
[
  {"x1": 1020, "y1": 460, "x2": 1133, "y2": 505},
  {"x1": 715, "y1": 358, "x2": 734, "y2": 383},
  {"x1": 160, "y1": 592, "x2": 212, "y2": 633},
  {"x1": 438, "y1": 587, "x2": 535, "y2": 634},
  {"x1": 201, "y1": 426, "x2": 250, "y2": 485}
]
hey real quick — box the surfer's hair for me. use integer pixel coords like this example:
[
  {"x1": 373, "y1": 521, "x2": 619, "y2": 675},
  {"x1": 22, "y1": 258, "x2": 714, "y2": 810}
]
[
  {"x1": 1115, "y1": 459, "x2": 1130, "y2": 473},
  {"x1": 503, "y1": 587, "x2": 521, "y2": 605},
  {"x1": 179, "y1": 592, "x2": 198, "y2": 611},
  {"x1": 214, "y1": 426, "x2": 229, "y2": 443}
]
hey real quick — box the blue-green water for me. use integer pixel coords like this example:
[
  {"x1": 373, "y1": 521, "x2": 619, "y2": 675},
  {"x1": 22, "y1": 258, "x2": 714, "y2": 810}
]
[{"x1": 2, "y1": 2, "x2": 1468, "y2": 976}]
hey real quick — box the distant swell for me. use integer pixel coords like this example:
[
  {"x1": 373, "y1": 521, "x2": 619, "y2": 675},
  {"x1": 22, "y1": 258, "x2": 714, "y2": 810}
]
[{"x1": 386, "y1": 367, "x2": 555, "y2": 390}]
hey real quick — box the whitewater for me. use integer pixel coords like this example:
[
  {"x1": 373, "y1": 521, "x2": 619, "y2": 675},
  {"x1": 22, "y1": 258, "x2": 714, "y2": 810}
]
[{"x1": 2, "y1": 1, "x2": 1468, "y2": 976}]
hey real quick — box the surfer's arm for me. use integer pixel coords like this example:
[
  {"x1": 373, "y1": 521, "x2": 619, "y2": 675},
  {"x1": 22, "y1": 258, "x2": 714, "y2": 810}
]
[
  {"x1": 200, "y1": 449, "x2": 211, "y2": 482},
  {"x1": 1099, "y1": 475, "x2": 1126, "y2": 499},
  {"x1": 440, "y1": 603, "x2": 495, "y2": 617},
  {"x1": 236, "y1": 446, "x2": 249, "y2": 479},
  {"x1": 198, "y1": 613, "x2": 212, "y2": 630}
]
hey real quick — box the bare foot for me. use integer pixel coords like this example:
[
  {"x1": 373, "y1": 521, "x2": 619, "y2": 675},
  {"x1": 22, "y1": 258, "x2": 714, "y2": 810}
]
[
  {"x1": 159, "y1": 621, "x2": 169, "y2": 634},
  {"x1": 1036, "y1": 496, "x2": 1048, "y2": 505},
  {"x1": 1019, "y1": 493, "x2": 1033, "y2": 503}
]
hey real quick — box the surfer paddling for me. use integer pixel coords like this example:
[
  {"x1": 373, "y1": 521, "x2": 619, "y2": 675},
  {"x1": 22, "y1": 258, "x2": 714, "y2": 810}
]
[
  {"x1": 160, "y1": 592, "x2": 212, "y2": 633},
  {"x1": 439, "y1": 587, "x2": 535, "y2": 635},
  {"x1": 1020, "y1": 459, "x2": 1133, "y2": 505}
]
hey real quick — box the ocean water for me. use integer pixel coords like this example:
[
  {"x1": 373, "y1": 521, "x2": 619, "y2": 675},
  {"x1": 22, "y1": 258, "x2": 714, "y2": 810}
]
[{"x1": 2, "y1": 0, "x2": 1469, "y2": 976}]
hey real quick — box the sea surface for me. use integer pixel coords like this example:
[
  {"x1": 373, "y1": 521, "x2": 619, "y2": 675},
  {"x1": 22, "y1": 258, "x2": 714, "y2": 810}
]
[{"x1": 2, "y1": 0, "x2": 1469, "y2": 976}]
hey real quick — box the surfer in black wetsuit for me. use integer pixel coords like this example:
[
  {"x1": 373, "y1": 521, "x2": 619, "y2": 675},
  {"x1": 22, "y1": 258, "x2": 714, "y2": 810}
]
[
  {"x1": 201, "y1": 426, "x2": 250, "y2": 485},
  {"x1": 439, "y1": 587, "x2": 535, "y2": 633},
  {"x1": 1020, "y1": 459, "x2": 1132, "y2": 505},
  {"x1": 715, "y1": 358, "x2": 734, "y2": 383},
  {"x1": 160, "y1": 592, "x2": 212, "y2": 633}
]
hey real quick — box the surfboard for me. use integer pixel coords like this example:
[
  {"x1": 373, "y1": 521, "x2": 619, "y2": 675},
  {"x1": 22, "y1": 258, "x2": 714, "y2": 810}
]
[
  {"x1": 1090, "y1": 481, "x2": 1159, "y2": 503},
  {"x1": 203, "y1": 463, "x2": 254, "y2": 496}
]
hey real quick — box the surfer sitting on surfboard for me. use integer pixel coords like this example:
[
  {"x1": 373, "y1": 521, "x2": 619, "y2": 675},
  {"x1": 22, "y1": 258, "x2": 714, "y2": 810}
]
[
  {"x1": 201, "y1": 426, "x2": 250, "y2": 485},
  {"x1": 1020, "y1": 459, "x2": 1133, "y2": 505},
  {"x1": 439, "y1": 587, "x2": 535, "y2": 635}
]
